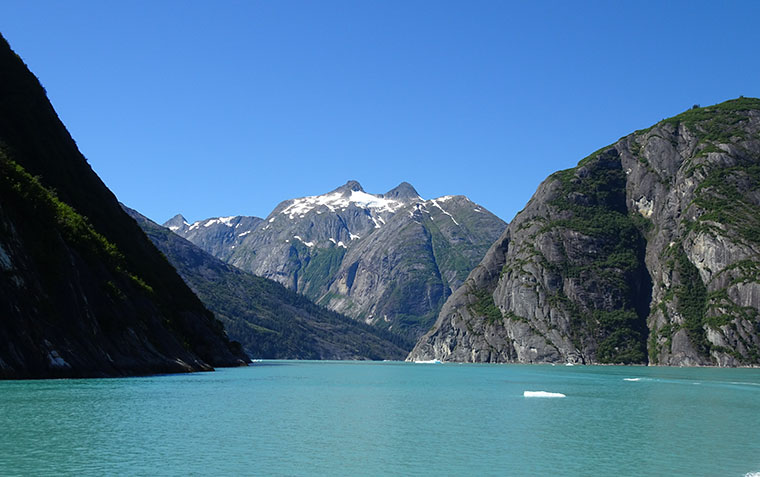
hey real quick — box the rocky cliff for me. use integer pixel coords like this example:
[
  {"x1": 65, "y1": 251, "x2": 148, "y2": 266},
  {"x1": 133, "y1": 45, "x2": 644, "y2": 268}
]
[
  {"x1": 409, "y1": 98, "x2": 760, "y2": 366},
  {"x1": 0, "y1": 35, "x2": 247, "y2": 378},
  {"x1": 169, "y1": 181, "x2": 506, "y2": 342},
  {"x1": 127, "y1": 206, "x2": 408, "y2": 360}
]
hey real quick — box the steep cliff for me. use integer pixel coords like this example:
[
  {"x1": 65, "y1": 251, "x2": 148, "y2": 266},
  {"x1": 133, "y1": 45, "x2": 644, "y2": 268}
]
[
  {"x1": 410, "y1": 98, "x2": 760, "y2": 366},
  {"x1": 0, "y1": 35, "x2": 247, "y2": 378},
  {"x1": 127, "y1": 206, "x2": 408, "y2": 360}
]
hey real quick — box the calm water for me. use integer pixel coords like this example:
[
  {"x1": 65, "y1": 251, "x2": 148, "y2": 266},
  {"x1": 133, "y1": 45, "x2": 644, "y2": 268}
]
[{"x1": 1, "y1": 361, "x2": 759, "y2": 476}]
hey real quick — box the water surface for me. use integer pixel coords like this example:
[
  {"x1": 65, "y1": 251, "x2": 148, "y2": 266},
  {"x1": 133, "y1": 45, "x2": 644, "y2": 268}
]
[{"x1": 1, "y1": 361, "x2": 759, "y2": 476}]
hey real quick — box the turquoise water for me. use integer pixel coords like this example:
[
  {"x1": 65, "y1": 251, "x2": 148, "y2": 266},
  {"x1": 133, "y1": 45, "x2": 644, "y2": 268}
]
[{"x1": 1, "y1": 362, "x2": 759, "y2": 476}]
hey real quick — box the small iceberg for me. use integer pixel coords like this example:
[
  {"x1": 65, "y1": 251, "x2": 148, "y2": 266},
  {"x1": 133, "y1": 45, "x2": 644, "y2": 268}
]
[
  {"x1": 623, "y1": 378, "x2": 641, "y2": 382},
  {"x1": 414, "y1": 359, "x2": 442, "y2": 364},
  {"x1": 523, "y1": 391, "x2": 566, "y2": 398},
  {"x1": 565, "y1": 363, "x2": 574, "y2": 366}
]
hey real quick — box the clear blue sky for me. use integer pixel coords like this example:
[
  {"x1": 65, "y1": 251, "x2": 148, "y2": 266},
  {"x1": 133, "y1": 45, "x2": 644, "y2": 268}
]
[{"x1": 2, "y1": 1, "x2": 759, "y2": 224}]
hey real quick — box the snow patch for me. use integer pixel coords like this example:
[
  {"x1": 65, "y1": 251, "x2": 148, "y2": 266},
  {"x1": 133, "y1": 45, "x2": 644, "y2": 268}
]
[
  {"x1": 238, "y1": 230, "x2": 252, "y2": 237},
  {"x1": 293, "y1": 236, "x2": 315, "y2": 247},
  {"x1": 202, "y1": 216, "x2": 237, "y2": 228},
  {"x1": 349, "y1": 233, "x2": 361, "y2": 240},
  {"x1": 280, "y1": 189, "x2": 404, "y2": 219},
  {"x1": 430, "y1": 199, "x2": 460, "y2": 226},
  {"x1": 337, "y1": 241, "x2": 347, "y2": 248}
]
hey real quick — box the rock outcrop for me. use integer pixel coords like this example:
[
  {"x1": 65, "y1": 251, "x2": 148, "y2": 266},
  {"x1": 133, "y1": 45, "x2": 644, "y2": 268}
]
[
  {"x1": 410, "y1": 98, "x2": 760, "y2": 366},
  {"x1": 0, "y1": 34, "x2": 247, "y2": 378}
]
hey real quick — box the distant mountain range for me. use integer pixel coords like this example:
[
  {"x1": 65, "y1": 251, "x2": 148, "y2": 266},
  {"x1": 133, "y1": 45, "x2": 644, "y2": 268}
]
[
  {"x1": 167, "y1": 180, "x2": 506, "y2": 341},
  {"x1": 410, "y1": 98, "x2": 760, "y2": 366},
  {"x1": 126, "y1": 206, "x2": 408, "y2": 360}
]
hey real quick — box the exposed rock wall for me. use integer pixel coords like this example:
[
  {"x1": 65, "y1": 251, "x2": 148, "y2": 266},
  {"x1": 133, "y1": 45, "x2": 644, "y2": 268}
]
[{"x1": 410, "y1": 99, "x2": 760, "y2": 366}]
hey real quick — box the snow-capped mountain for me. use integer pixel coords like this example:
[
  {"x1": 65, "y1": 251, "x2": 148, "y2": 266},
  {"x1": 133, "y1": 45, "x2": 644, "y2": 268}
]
[{"x1": 167, "y1": 180, "x2": 505, "y2": 343}]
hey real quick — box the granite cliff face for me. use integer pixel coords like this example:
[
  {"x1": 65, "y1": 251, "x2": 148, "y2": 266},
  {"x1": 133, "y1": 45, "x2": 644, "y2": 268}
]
[
  {"x1": 127, "y1": 206, "x2": 408, "y2": 360},
  {"x1": 0, "y1": 35, "x2": 247, "y2": 378},
  {"x1": 410, "y1": 98, "x2": 760, "y2": 366},
  {"x1": 169, "y1": 181, "x2": 506, "y2": 342}
]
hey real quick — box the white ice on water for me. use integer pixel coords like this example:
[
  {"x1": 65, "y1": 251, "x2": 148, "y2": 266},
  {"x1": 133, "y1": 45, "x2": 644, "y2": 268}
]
[{"x1": 523, "y1": 391, "x2": 566, "y2": 398}]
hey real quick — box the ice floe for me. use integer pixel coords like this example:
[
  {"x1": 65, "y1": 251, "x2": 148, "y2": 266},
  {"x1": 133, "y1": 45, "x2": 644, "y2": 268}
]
[{"x1": 523, "y1": 391, "x2": 566, "y2": 398}]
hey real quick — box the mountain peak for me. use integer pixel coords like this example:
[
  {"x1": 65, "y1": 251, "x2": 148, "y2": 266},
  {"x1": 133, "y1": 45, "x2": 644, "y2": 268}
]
[
  {"x1": 332, "y1": 180, "x2": 364, "y2": 195},
  {"x1": 163, "y1": 213, "x2": 189, "y2": 231},
  {"x1": 384, "y1": 182, "x2": 421, "y2": 201}
]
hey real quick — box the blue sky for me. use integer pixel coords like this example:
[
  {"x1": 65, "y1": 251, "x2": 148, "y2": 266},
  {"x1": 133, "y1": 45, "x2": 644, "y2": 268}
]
[{"x1": 2, "y1": 1, "x2": 759, "y2": 224}]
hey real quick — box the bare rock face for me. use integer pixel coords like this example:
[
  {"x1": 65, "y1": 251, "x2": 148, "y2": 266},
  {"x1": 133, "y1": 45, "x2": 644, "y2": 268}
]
[
  {"x1": 169, "y1": 182, "x2": 506, "y2": 343},
  {"x1": 410, "y1": 98, "x2": 760, "y2": 366}
]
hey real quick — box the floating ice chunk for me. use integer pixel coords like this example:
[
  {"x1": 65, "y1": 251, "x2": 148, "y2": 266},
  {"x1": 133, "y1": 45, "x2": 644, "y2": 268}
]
[
  {"x1": 523, "y1": 391, "x2": 566, "y2": 398},
  {"x1": 414, "y1": 359, "x2": 442, "y2": 364},
  {"x1": 623, "y1": 378, "x2": 641, "y2": 382}
]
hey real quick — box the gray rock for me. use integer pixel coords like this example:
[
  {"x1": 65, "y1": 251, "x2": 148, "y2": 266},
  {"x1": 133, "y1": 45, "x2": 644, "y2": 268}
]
[
  {"x1": 169, "y1": 182, "x2": 506, "y2": 342},
  {"x1": 410, "y1": 98, "x2": 760, "y2": 367}
]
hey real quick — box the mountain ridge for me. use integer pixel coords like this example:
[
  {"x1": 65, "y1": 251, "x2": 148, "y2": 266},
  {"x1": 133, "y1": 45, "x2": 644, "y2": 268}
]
[{"x1": 168, "y1": 180, "x2": 506, "y2": 342}]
